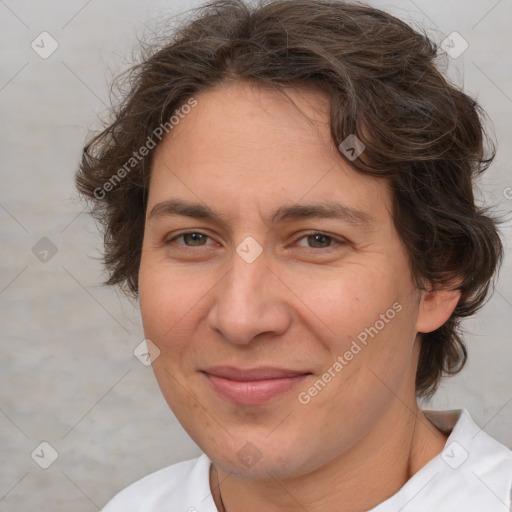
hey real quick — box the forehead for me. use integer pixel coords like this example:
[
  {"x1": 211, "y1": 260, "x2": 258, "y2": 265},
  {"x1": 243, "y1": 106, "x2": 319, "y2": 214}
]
[{"x1": 148, "y1": 81, "x2": 392, "y2": 224}]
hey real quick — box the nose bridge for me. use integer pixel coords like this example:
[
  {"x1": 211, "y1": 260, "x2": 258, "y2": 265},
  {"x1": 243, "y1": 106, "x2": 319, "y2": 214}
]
[
  {"x1": 221, "y1": 251, "x2": 270, "y2": 321},
  {"x1": 207, "y1": 249, "x2": 289, "y2": 344}
]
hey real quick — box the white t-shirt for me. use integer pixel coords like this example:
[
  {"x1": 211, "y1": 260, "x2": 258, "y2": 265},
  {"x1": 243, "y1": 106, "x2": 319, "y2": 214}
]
[{"x1": 101, "y1": 409, "x2": 512, "y2": 511}]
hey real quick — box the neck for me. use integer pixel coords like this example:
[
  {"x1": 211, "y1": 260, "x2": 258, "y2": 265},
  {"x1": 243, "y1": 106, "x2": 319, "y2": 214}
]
[{"x1": 210, "y1": 406, "x2": 447, "y2": 512}]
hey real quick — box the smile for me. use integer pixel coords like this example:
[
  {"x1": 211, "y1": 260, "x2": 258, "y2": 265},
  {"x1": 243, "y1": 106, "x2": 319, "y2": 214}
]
[{"x1": 201, "y1": 366, "x2": 312, "y2": 405}]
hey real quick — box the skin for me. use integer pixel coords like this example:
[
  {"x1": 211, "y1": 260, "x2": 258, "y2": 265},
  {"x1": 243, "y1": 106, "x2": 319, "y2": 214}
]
[{"x1": 138, "y1": 81, "x2": 461, "y2": 512}]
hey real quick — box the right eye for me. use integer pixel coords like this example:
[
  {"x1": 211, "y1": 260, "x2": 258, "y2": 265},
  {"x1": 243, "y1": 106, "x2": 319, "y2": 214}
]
[{"x1": 166, "y1": 232, "x2": 213, "y2": 247}]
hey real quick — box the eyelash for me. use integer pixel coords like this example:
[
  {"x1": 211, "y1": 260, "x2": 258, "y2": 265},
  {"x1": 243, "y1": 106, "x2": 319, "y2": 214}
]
[{"x1": 165, "y1": 231, "x2": 346, "y2": 251}]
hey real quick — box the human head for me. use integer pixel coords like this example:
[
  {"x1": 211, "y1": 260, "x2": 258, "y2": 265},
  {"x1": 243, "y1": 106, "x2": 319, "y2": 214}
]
[{"x1": 76, "y1": 0, "x2": 501, "y2": 401}]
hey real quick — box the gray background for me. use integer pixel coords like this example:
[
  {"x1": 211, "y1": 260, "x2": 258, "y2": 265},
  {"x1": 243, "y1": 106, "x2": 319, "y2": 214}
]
[{"x1": 0, "y1": 0, "x2": 511, "y2": 510}]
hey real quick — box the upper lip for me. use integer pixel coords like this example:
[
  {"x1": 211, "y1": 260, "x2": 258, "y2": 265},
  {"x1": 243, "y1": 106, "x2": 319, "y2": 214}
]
[{"x1": 201, "y1": 366, "x2": 311, "y2": 381}]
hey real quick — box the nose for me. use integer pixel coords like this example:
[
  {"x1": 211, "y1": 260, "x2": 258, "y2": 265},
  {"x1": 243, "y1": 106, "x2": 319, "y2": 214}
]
[{"x1": 206, "y1": 249, "x2": 292, "y2": 345}]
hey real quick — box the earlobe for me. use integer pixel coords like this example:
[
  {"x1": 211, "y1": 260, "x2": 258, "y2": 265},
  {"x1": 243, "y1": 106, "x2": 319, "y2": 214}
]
[{"x1": 415, "y1": 287, "x2": 462, "y2": 333}]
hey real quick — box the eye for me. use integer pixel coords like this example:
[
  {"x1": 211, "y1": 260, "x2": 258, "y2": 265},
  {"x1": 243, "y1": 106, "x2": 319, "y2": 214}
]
[
  {"x1": 166, "y1": 231, "x2": 213, "y2": 247},
  {"x1": 295, "y1": 232, "x2": 345, "y2": 250}
]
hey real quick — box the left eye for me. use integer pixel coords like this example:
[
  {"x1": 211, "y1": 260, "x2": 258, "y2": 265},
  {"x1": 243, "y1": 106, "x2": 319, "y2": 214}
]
[{"x1": 296, "y1": 232, "x2": 340, "y2": 249}]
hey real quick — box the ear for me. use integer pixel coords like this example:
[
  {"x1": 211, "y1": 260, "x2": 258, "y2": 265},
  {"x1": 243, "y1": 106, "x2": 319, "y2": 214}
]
[{"x1": 415, "y1": 285, "x2": 461, "y2": 333}]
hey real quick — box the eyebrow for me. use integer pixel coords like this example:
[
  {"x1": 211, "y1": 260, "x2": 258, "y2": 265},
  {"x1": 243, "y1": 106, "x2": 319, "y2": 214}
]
[
  {"x1": 148, "y1": 199, "x2": 373, "y2": 227},
  {"x1": 149, "y1": 199, "x2": 225, "y2": 223},
  {"x1": 271, "y1": 202, "x2": 372, "y2": 226}
]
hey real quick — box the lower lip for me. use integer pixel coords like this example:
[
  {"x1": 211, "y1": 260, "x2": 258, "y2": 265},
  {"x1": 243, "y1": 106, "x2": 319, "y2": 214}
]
[{"x1": 204, "y1": 373, "x2": 310, "y2": 405}]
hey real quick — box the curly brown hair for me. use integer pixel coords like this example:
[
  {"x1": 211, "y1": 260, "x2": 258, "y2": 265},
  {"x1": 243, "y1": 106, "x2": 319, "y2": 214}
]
[{"x1": 76, "y1": 0, "x2": 503, "y2": 397}]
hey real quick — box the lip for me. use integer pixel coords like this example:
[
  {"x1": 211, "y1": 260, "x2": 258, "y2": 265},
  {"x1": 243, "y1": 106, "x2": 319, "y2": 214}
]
[{"x1": 201, "y1": 366, "x2": 311, "y2": 405}]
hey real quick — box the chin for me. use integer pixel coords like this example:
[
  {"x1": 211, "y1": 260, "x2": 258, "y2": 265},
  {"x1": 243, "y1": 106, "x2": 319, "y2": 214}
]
[{"x1": 205, "y1": 435, "x2": 328, "y2": 480}]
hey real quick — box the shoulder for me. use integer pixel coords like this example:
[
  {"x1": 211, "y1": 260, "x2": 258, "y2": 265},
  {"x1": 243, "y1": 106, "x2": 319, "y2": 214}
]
[
  {"x1": 101, "y1": 453, "x2": 215, "y2": 512},
  {"x1": 425, "y1": 409, "x2": 512, "y2": 510},
  {"x1": 429, "y1": 408, "x2": 512, "y2": 471},
  {"x1": 446, "y1": 409, "x2": 512, "y2": 509},
  {"x1": 374, "y1": 409, "x2": 512, "y2": 512}
]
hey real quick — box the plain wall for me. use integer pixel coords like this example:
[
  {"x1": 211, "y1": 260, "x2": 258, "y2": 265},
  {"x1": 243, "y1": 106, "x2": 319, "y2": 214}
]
[{"x1": 1, "y1": 0, "x2": 511, "y2": 510}]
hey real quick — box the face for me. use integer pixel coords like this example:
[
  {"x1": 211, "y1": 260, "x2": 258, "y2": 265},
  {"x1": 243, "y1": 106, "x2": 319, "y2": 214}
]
[{"x1": 139, "y1": 82, "x2": 425, "y2": 479}]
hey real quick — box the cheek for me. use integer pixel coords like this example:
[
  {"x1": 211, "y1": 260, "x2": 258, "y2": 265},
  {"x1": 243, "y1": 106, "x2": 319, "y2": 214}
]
[
  {"x1": 138, "y1": 255, "x2": 199, "y2": 349},
  {"x1": 287, "y1": 259, "x2": 408, "y2": 341},
  {"x1": 295, "y1": 258, "x2": 419, "y2": 387},
  {"x1": 138, "y1": 260, "x2": 206, "y2": 415}
]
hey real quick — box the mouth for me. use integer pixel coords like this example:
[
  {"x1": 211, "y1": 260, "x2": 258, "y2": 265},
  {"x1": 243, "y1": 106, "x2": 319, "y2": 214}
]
[{"x1": 200, "y1": 366, "x2": 312, "y2": 405}]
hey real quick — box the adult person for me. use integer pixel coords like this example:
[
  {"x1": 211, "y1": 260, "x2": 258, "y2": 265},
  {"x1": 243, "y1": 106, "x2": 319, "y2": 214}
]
[{"x1": 76, "y1": 0, "x2": 511, "y2": 510}]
